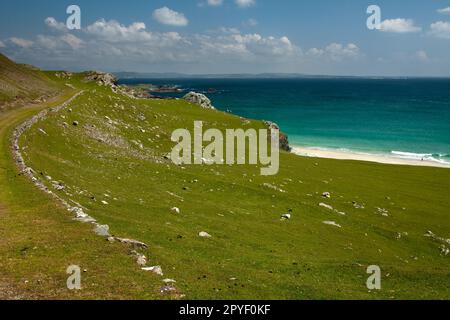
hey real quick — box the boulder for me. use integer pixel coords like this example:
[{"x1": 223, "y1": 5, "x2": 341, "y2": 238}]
[
  {"x1": 113, "y1": 237, "x2": 148, "y2": 249},
  {"x1": 94, "y1": 224, "x2": 110, "y2": 237},
  {"x1": 319, "y1": 203, "x2": 334, "y2": 210},
  {"x1": 281, "y1": 213, "x2": 291, "y2": 220},
  {"x1": 323, "y1": 221, "x2": 342, "y2": 228},
  {"x1": 183, "y1": 92, "x2": 215, "y2": 109},
  {"x1": 199, "y1": 231, "x2": 212, "y2": 238},
  {"x1": 142, "y1": 266, "x2": 164, "y2": 276},
  {"x1": 131, "y1": 250, "x2": 147, "y2": 266}
]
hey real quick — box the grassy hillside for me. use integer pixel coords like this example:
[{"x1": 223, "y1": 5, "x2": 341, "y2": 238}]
[
  {"x1": 12, "y1": 73, "x2": 449, "y2": 299},
  {"x1": 0, "y1": 90, "x2": 177, "y2": 299},
  {"x1": 0, "y1": 53, "x2": 60, "y2": 110}
]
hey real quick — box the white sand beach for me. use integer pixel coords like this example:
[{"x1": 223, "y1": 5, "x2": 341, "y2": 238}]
[{"x1": 291, "y1": 146, "x2": 450, "y2": 168}]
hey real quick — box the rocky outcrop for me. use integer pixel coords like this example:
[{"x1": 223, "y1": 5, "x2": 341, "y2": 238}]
[
  {"x1": 279, "y1": 133, "x2": 291, "y2": 152},
  {"x1": 85, "y1": 71, "x2": 117, "y2": 87},
  {"x1": 263, "y1": 121, "x2": 292, "y2": 152},
  {"x1": 183, "y1": 92, "x2": 215, "y2": 110},
  {"x1": 84, "y1": 71, "x2": 153, "y2": 100},
  {"x1": 55, "y1": 71, "x2": 73, "y2": 79}
]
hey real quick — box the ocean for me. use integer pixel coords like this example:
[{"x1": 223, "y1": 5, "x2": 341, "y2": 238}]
[{"x1": 118, "y1": 78, "x2": 450, "y2": 165}]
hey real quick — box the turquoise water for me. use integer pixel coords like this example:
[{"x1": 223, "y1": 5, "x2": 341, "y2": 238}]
[{"x1": 119, "y1": 78, "x2": 450, "y2": 164}]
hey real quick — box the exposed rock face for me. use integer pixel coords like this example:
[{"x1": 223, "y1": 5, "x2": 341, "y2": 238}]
[
  {"x1": 183, "y1": 92, "x2": 215, "y2": 110},
  {"x1": 84, "y1": 71, "x2": 153, "y2": 99},
  {"x1": 85, "y1": 71, "x2": 117, "y2": 87},
  {"x1": 55, "y1": 71, "x2": 73, "y2": 79},
  {"x1": 263, "y1": 121, "x2": 291, "y2": 152}
]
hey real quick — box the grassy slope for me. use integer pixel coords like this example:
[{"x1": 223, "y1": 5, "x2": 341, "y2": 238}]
[
  {"x1": 0, "y1": 53, "x2": 59, "y2": 109},
  {"x1": 0, "y1": 81, "x2": 177, "y2": 299},
  {"x1": 16, "y1": 73, "x2": 449, "y2": 299}
]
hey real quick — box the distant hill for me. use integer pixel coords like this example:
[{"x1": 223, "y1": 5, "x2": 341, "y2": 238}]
[
  {"x1": 113, "y1": 71, "x2": 415, "y2": 80},
  {"x1": 0, "y1": 53, "x2": 59, "y2": 110},
  {"x1": 114, "y1": 71, "x2": 317, "y2": 79}
]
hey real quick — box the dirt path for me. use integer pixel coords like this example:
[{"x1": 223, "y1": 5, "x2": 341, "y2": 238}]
[{"x1": 0, "y1": 90, "x2": 77, "y2": 299}]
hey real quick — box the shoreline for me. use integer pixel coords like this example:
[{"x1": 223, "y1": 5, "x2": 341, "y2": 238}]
[
  {"x1": 291, "y1": 146, "x2": 450, "y2": 168},
  {"x1": 117, "y1": 80, "x2": 450, "y2": 170}
]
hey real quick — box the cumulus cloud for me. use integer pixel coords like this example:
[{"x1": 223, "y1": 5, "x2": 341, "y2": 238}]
[
  {"x1": 9, "y1": 37, "x2": 34, "y2": 48},
  {"x1": 236, "y1": 0, "x2": 256, "y2": 8},
  {"x1": 307, "y1": 43, "x2": 360, "y2": 61},
  {"x1": 153, "y1": 7, "x2": 188, "y2": 27},
  {"x1": 379, "y1": 19, "x2": 421, "y2": 33},
  {"x1": 86, "y1": 19, "x2": 151, "y2": 42},
  {"x1": 0, "y1": 40, "x2": 5, "y2": 48},
  {"x1": 1, "y1": 17, "x2": 366, "y2": 73},
  {"x1": 45, "y1": 17, "x2": 67, "y2": 32},
  {"x1": 437, "y1": 7, "x2": 450, "y2": 14},
  {"x1": 61, "y1": 34, "x2": 84, "y2": 49},
  {"x1": 429, "y1": 21, "x2": 450, "y2": 39},
  {"x1": 227, "y1": 33, "x2": 297, "y2": 57}
]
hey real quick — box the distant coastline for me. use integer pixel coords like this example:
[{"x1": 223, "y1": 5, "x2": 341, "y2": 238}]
[{"x1": 115, "y1": 71, "x2": 450, "y2": 80}]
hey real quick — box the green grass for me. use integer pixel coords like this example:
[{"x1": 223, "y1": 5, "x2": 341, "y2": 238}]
[
  {"x1": 13, "y1": 74, "x2": 450, "y2": 299},
  {"x1": 0, "y1": 86, "x2": 178, "y2": 300},
  {"x1": 0, "y1": 53, "x2": 59, "y2": 109}
]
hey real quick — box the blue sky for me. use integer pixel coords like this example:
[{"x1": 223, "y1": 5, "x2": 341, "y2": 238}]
[{"x1": 1, "y1": 0, "x2": 450, "y2": 76}]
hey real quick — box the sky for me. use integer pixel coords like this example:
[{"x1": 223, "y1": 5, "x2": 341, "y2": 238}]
[{"x1": 1, "y1": 0, "x2": 450, "y2": 76}]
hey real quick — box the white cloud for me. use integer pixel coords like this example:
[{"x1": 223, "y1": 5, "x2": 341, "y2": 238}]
[
  {"x1": 2, "y1": 17, "x2": 366, "y2": 74},
  {"x1": 9, "y1": 37, "x2": 34, "y2": 48},
  {"x1": 429, "y1": 21, "x2": 450, "y2": 39},
  {"x1": 219, "y1": 27, "x2": 241, "y2": 34},
  {"x1": 36, "y1": 35, "x2": 59, "y2": 49},
  {"x1": 86, "y1": 19, "x2": 152, "y2": 42},
  {"x1": 207, "y1": 0, "x2": 223, "y2": 6},
  {"x1": 228, "y1": 33, "x2": 297, "y2": 56},
  {"x1": 45, "y1": 17, "x2": 67, "y2": 32},
  {"x1": 437, "y1": 7, "x2": 450, "y2": 14},
  {"x1": 61, "y1": 34, "x2": 84, "y2": 49},
  {"x1": 191, "y1": 31, "x2": 300, "y2": 61},
  {"x1": 236, "y1": 0, "x2": 256, "y2": 8},
  {"x1": 153, "y1": 7, "x2": 188, "y2": 27},
  {"x1": 307, "y1": 43, "x2": 360, "y2": 61},
  {"x1": 35, "y1": 33, "x2": 84, "y2": 51},
  {"x1": 379, "y1": 19, "x2": 421, "y2": 33},
  {"x1": 0, "y1": 40, "x2": 5, "y2": 48}
]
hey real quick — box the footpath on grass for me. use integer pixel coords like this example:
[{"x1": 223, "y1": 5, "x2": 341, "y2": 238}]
[{"x1": 0, "y1": 89, "x2": 163, "y2": 299}]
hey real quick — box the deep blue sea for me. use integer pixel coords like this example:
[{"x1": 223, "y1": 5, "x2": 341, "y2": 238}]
[{"x1": 118, "y1": 78, "x2": 450, "y2": 164}]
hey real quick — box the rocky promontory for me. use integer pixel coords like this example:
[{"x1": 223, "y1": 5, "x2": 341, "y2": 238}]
[{"x1": 183, "y1": 91, "x2": 215, "y2": 110}]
